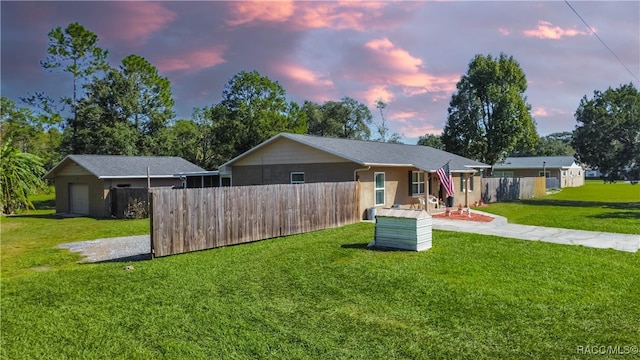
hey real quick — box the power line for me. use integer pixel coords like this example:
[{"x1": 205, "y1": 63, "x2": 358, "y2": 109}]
[{"x1": 564, "y1": 0, "x2": 640, "y2": 83}]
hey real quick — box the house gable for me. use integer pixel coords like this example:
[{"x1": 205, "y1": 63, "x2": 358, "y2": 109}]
[
  {"x1": 56, "y1": 163, "x2": 93, "y2": 177},
  {"x1": 233, "y1": 137, "x2": 351, "y2": 166}
]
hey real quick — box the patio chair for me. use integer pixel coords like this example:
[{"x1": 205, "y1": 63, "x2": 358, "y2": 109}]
[
  {"x1": 427, "y1": 195, "x2": 439, "y2": 209},
  {"x1": 418, "y1": 197, "x2": 426, "y2": 210}
]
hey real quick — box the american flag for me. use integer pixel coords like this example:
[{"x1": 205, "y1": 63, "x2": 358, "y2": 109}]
[{"x1": 437, "y1": 161, "x2": 455, "y2": 197}]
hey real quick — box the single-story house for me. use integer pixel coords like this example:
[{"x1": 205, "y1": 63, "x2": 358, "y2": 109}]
[
  {"x1": 44, "y1": 155, "x2": 205, "y2": 217},
  {"x1": 493, "y1": 156, "x2": 584, "y2": 188},
  {"x1": 219, "y1": 133, "x2": 490, "y2": 219}
]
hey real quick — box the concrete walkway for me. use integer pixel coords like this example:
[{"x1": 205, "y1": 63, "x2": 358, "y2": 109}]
[{"x1": 431, "y1": 210, "x2": 639, "y2": 253}]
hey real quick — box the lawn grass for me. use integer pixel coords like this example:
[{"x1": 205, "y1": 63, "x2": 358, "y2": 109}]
[
  {"x1": 2, "y1": 221, "x2": 639, "y2": 359},
  {"x1": 1, "y1": 191, "x2": 149, "y2": 278},
  {"x1": 2, "y1": 188, "x2": 638, "y2": 359},
  {"x1": 478, "y1": 182, "x2": 640, "y2": 234}
]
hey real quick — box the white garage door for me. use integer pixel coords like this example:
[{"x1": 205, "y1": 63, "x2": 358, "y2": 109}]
[{"x1": 69, "y1": 184, "x2": 89, "y2": 215}]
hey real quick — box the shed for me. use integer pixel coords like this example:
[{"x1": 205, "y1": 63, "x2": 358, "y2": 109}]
[
  {"x1": 370, "y1": 208, "x2": 432, "y2": 251},
  {"x1": 493, "y1": 156, "x2": 584, "y2": 188},
  {"x1": 44, "y1": 155, "x2": 205, "y2": 217}
]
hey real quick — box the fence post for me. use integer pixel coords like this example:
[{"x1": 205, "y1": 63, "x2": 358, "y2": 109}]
[
  {"x1": 147, "y1": 167, "x2": 151, "y2": 219},
  {"x1": 149, "y1": 190, "x2": 155, "y2": 259}
]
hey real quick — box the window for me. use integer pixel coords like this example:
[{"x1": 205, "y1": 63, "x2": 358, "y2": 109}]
[
  {"x1": 493, "y1": 171, "x2": 514, "y2": 178},
  {"x1": 562, "y1": 171, "x2": 567, "y2": 178},
  {"x1": 459, "y1": 174, "x2": 475, "y2": 192},
  {"x1": 374, "y1": 172, "x2": 385, "y2": 205},
  {"x1": 290, "y1": 172, "x2": 305, "y2": 184},
  {"x1": 539, "y1": 171, "x2": 550, "y2": 178},
  {"x1": 411, "y1": 171, "x2": 425, "y2": 195}
]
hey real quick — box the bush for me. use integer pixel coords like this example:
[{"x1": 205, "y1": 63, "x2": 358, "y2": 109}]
[{"x1": 124, "y1": 198, "x2": 148, "y2": 219}]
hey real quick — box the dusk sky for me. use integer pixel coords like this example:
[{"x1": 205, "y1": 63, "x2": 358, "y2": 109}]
[{"x1": 2, "y1": 1, "x2": 639, "y2": 144}]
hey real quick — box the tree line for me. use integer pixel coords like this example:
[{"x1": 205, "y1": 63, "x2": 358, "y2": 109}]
[
  {"x1": 0, "y1": 23, "x2": 394, "y2": 213},
  {"x1": 2, "y1": 22, "x2": 638, "y2": 213},
  {"x1": 422, "y1": 53, "x2": 638, "y2": 182}
]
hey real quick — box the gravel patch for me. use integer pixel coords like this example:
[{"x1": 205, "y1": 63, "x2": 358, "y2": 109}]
[{"x1": 58, "y1": 235, "x2": 151, "y2": 263}]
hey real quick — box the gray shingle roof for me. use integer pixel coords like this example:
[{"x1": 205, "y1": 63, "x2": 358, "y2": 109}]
[
  {"x1": 224, "y1": 133, "x2": 489, "y2": 172},
  {"x1": 45, "y1": 155, "x2": 205, "y2": 179},
  {"x1": 494, "y1": 156, "x2": 579, "y2": 170}
]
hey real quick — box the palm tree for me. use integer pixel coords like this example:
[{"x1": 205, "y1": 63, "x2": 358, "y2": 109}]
[{"x1": 0, "y1": 140, "x2": 46, "y2": 214}]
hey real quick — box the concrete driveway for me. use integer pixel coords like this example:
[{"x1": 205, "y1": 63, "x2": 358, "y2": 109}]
[{"x1": 432, "y1": 211, "x2": 639, "y2": 253}]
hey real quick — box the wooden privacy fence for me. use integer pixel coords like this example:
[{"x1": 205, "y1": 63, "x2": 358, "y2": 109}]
[
  {"x1": 150, "y1": 182, "x2": 360, "y2": 258},
  {"x1": 109, "y1": 187, "x2": 149, "y2": 219},
  {"x1": 482, "y1": 177, "x2": 546, "y2": 203}
]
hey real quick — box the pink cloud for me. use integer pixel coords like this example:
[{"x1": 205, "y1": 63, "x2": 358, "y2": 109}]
[
  {"x1": 295, "y1": 1, "x2": 387, "y2": 31},
  {"x1": 532, "y1": 107, "x2": 548, "y2": 117},
  {"x1": 524, "y1": 21, "x2": 591, "y2": 40},
  {"x1": 396, "y1": 120, "x2": 441, "y2": 138},
  {"x1": 386, "y1": 111, "x2": 444, "y2": 138},
  {"x1": 532, "y1": 107, "x2": 571, "y2": 118},
  {"x1": 360, "y1": 85, "x2": 395, "y2": 107},
  {"x1": 362, "y1": 38, "x2": 459, "y2": 96},
  {"x1": 365, "y1": 38, "x2": 423, "y2": 71},
  {"x1": 105, "y1": 2, "x2": 177, "y2": 44},
  {"x1": 431, "y1": 93, "x2": 450, "y2": 103},
  {"x1": 225, "y1": 1, "x2": 408, "y2": 32},
  {"x1": 273, "y1": 63, "x2": 334, "y2": 87},
  {"x1": 392, "y1": 111, "x2": 420, "y2": 121},
  {"x1": 226, "y1": 1, "x2": 295, "y2": 26},
  {"x1": 155, "y1": 47, "x2": 226, "y2": 73},
  {"x1": 498, "y1": 27, "x2": 510, "y2": 36}
]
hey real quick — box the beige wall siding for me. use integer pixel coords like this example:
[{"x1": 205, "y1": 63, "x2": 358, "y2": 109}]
[
  {"x1": 57, "y1": 164, "x2": 92, "y2": 176},
  {"x1": 358, "y1": 167, "x2": 411, "y2": 218},
  {"x1": 450, "y1": 173, "x2": 482, "y2": 207},
  {"x1": 54, "y1": 175, "x2": 107, "y2": 217},
  {"x1": 234, "y1": 137, "x2": 350, "y2": 166},
  {"x1": 499, "y1": 167, "x2": 584, "y2": 188},
  {"x1": 356, "y1": 168, "x2": 486, "y2": 217},
  {"x1": 102, "y1": 178, "x2": 181, "y2": 189},
  {"x1": 55, "y1": 175, "x2": 183, "y2": 217},
  {"x1": 562, "y1": 165, "x2": 585, "y2": 188},
  {"x1": 357, "y1": 167, "x2": 421, "y2": 212},
  {"x1": 233, "y1": 162, "x2": 482, "y2": 219},
  {"x1": 231, "y1": 163, "x2": 361, "y2": 186}
]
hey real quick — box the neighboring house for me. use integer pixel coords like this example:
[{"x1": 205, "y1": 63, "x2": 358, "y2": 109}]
[
  {"x1": 44, "y1": 155, "x2": 205, "y2": 217},
  {"x1": 219, "y1": 133, "x2": 490, "y2": 219},
  {"x1": 585, "y1": 168, "x2": 602, "y2": 179},
  {"x1": 493, "y1": 156, "x2": 584, "y2": 188}
]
